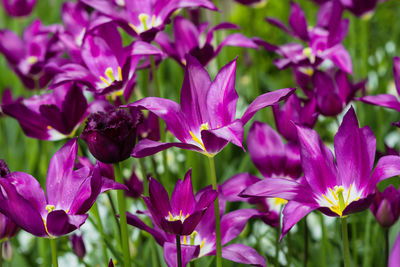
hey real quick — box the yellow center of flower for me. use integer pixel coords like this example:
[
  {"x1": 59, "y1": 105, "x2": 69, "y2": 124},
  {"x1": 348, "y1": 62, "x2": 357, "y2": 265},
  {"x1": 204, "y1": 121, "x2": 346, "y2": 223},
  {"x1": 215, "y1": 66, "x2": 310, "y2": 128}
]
[
  {"x1": 129, "y1": 13, "x2": 159, "y2": 34},
  {"x1": 43, "y1": 205, "x2": 56, "y2": 238},
  {"x1": 303, "y1": 47, "x2": 316, "y2": 64},
  {"x1": 100, "y1": 67, "x2": 122, "y2": 86},
  {"x1": 167, "y1": 210, "x2": 189, "y2": 222},
  {"x1": 27, "y1": 56, "x2": 38, "y2": 65},
  {"x1": 189, "y1": 123, "x2": 212, "y2": 156},
  {"x1": 181, "y1": 231, "x2": 206, "y2": 250},
  {"x1": 273, "y1": 198, "x2": 288, "y2": 206},
  {"x1": 321, "y1": 185, "x2": 360, "y2": 217},
  {"x1": 46, "y1": 205, "x2": 55, "y2": 213}
]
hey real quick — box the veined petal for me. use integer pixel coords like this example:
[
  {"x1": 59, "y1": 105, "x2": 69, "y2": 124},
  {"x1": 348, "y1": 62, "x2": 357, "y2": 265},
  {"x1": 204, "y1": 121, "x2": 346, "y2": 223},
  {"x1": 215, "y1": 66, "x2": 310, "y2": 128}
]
[
  {"x1": 149, "y1": 177, "x2": 171, "y2": 217},
  {"x1": 221, "y1": 244, "x2": 266, "y2": 267},
  {"x1": 334, "y1": 107, "x2": 376, "y2": 189},
  {"x1": 163, "y1": 242, "x2": 200, "y2": 267},
  {"x1": 357, "y1": 94, "x2": 400, "y2": 112},
  {"x1": 126, "y1": 97, "x2": 190, "y2": 142},
  {"x1": 206, "y1": 58, "x2": 238, "y2": 128},
  {"x1": 296, "y1": 124, "x2": 339, "y2": 195},
  {"x1": 389, "y1": 232, "x2": 400, "y2": 267},
  {"x1": 281, "y1": 201, "x2": 316, "y2": 239},
  {"x1": 323, "y1": 44, "x2": 352, "y2": 74},
  {"x1": 173, "y1": 16, "x2": 199, "y2": 60},
  {"x1": 171, "y1": 169, "x2": 196, "y2": 215},
  {"x1": 132, "y1": 139, "x2": 203, "y2": 158},
  {"x1": 155, "y1": 0, "x2": 217, "y2": 22},
  {"x1": 368, "y1": 156, "x2": 400, "y2": 192},
  {"x1": 46, "y1": 138, "x2": 79, "y2": 210},
  {"x1": 241, "y1": 88, "x2": 295, "y2": 125}
]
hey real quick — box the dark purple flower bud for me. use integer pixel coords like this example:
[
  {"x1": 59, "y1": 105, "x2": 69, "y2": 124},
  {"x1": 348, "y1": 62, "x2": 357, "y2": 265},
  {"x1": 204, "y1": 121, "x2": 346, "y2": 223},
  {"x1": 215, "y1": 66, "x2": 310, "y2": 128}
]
[
  {"x1": 70, "y1": 234, "x2": 86, "y2": 259},
  {"x1": 81, "y1": 107, "x2": 143, "y2": 164},
  {"x1": 370, "y1": 186, "x2": 400, "y2": 228},
  {"x1": 2, "y1": 0, "x2": 37, "y2": 17},
  {"x1": 0, "y1": 159, "x2": 10, "y2": 177}
]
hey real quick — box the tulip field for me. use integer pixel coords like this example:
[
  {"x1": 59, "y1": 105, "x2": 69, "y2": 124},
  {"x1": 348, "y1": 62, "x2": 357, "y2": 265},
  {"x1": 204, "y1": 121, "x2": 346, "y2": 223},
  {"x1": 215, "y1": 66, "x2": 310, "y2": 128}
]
[{"x1": 0, "y1": 0, "x2": 399, "y2": 266}]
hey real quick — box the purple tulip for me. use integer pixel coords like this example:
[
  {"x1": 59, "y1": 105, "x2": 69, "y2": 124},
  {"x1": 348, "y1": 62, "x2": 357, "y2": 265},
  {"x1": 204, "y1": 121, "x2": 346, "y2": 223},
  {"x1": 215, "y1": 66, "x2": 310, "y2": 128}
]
[
  {"x1": 248, "y1": 121, "x2": 302, "y2": 179},
  {"x1": 312, "y1": 0, "x2": 385, "y2": 18},
  {"x1": 370, "y1": 185, "x2": 400, "y2": 228},
  {"x1": 0, "y1": 19, "x2": 63, "y2": 89},
  {"x1": 127, "y1": 55, "x2": 294, "y2": 157},
  {"x1": 80, "y1": 0, "x2": 217, "y2": 42},
  {"x1": 272, "y1": 94, "x2": 318, "y2": 142},
  {"x1": 124, "y1": 169, "x2": 144, "y2": 199},
  {"x1": 234, "y1": 0, "x2": 265, "y2": 6},
  {"x1": 143, "y1": 169, "x2": 217, "y2": 236},
  {"x1": 241, "y1": 107, "x2": 400, "y2": 238},
  {"x1": 155, "y1": 16, "x2": 258, "y2": 66},
  {"x1": 0, "y1": 139, "x2": 126, "y2": 237},
  {"x1": 126, "y1": 201, "x2": 265, "y2": 266},
  {"x1": 81, "y1": 106, "x2": 143, "y2": 164},
  {"x1": 137, "y1": 111, "x2": 160, "y2": 141},
  {"x1": 51, "y1": 25, "x2": 164, "y2": 99},
  {"x1": 2, "y1": 0, "x2": 37, "y2": 17},
  {"x1": 70, "y1": 233, "x2": 86, "y2": 259},
  {"x1": 2, "y1": 83, "x2": 88, "y2": 140}
]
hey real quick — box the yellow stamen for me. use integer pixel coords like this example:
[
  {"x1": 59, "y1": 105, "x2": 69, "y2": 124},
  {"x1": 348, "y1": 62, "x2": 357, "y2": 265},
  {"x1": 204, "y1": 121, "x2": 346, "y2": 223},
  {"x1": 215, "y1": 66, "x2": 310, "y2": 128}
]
[
  {"x1": 345, "y1": 184, "x2": 352, "y2": 205},
  {"x1": 151, "y1": 15, "x2": 156, "y2": 27},
  {"x1": 322, "y1": 194, "x2": 336, "y2": 207},
  {"x1": 330, "y1": 187, "x2": 338, "y2": 201},
  {"x1": 47, "y1": 125, "x2": 53, "y2": 130},
  {"x1": 185, "y1": 214, "x2": 189, "y2": 219},
  {"x1": 27, "y1": 56, "x2": 38, "y2": 64},
  {"x1": 118, "y1": 66, "x2": 122, "y2": 81},
  {"x1": 100, "y1": 76, "x2": 111, "y2": 86},
  {"x1": 179, "y1": 210, "x2": 182, "y2": 220},
  {"x1": 189, "y1": 130, "x2": 206, "y2": 151},
  {"x1": 190, "y1": 231, "x2": 198, "y2": 246},
  {"x1": 183, "y1": 235, "x2": 187, "y2": 245},
  {"x1": 129, "y1": 23, "x2": 139, "y2": 34},
  {"x1": 200, "y1": 239, "x2": 205, "y2": 249},
  {"x1": 46, "y1": 205, "x2": 55, "y2": 213},
  {"x1": 105, "y1": 67, "x2": 115, "y2": 81},
  {"x1": 169, "y1": 211, "x2": 173, "y2": 221}
]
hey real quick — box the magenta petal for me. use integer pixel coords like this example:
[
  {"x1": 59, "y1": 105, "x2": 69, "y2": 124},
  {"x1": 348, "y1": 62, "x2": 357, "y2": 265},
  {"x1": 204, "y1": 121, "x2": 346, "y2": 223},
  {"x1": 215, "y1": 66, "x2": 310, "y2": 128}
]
[
  {"x1": 215, "y1": 33, "x2": 258, "y2": 56},
  {"x1": 221, "y1": 173, "x2": 261, "y2": 202},
  {"x1": 132, "y1": 139, "x2": 202, "y2": 158},
  {"x1": 281, "y1": 201, "x2": 316, "y2": 239},
  {"x1": 206, "y1": 58, "x2": 238, "y2": 127},
  {"x1": 289, "y1": 2, "x2": 309, "y2": 41},
  {"x1": 324, "y1": 44, "x2": 353, "y2": 74},
  {"x1": 171, "y1": 169, "x2": 196, "y2": 215},
  {"x1": 389, "y1": 232, "x2": 400, "y2": 267},
  {"x1": 181, "y1": 210, "x2": 205, "y2": 235},
  {"x1": 163, "y1": 242, "x2": 200, "y2": 267},
  {"x1": 126, "y1": 212, "x2": 168, "y2": 246},
  {"x1": 357, "y1": 94, "x2": 400, "y2": 112},
  {"x1": 46, "y1": 138, "x2": 79, "y2": 210},
  {"x1": 334, "y1": 107, "x2": 376, "y2": 189},
  {"x1": 240, "y1": 178, "x2": 315, "y2": 204},
  {"x1": 241, "y1": 88, "x2": 295, "y2": 125},
  {"x1": 220, "y1": 209, "x2": 262, "y2": 245},
  {"x1": 194, "y1": 189, "x2": 218, "y2": 211},
  {"x1": 46, "y1": 210, "x2": 88, "y2": 237},
  {"x1": 100, "y1": 177, "x2": 128, "y2": 193},
  {"x1": 0, "y1": 179, "x2": 47, "y2": 237},
  {"x1": 149, "y1": 177, "x2": 171, "y2": 218},
  {"x1": 296, "y1": 124, "x2": 338, "y2": 195},
  {"x1": 221, "y1": 244, "x2": 266, "y2": 267},
  {"x1": 368, "y1": 155, "x2": 400, "y2": 192},
  {"x1": 202, "y1": 120, "x2": 244, "y2": 154}
]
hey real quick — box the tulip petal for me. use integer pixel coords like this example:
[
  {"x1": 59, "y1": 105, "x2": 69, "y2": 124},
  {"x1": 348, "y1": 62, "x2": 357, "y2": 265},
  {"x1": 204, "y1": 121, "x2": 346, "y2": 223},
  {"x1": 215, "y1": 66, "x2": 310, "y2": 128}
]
[
  {"x1": 221, "y1": 244, "x2": 266, "y2": 267},
  {"x1": 149, "y1": 177, "x2": 171, "y2": 217},
  {"x1": 46, "y1": 210, "x2": 88, "y2": 237},
  {"x1": 393, "y1": 56, "x2": 400, "y2": 96},
  {"x1": 221, "y1": 173, "x2": 260, "y2": 202},
  {"x1": 281, "y1": 201, "x2": 316, "y2": 239},
  {"x1": 214, "y1": 33, "x2": 258, "y2": 56},
  {"x1": 289, "y1": 2, "x2": 309, "y2": 41},
  {"x1": 201, "y1": 120, "x2": 243, "y2": 154},
  {"x1": 241, "y1": 88, "x2": 295, "y2": 125},
  {"x1": 357, "y1": 94, "x2": 400, "y2": 112},
  {"x1": 171, "y1": 169, "x2": 196, "y2": 215},
  {"x1": 389, "y1": 232, "x2": 400, "y2": 267},
  {"x1": 369, "y1": 156, "x2": 400, "y2": 192},
  {"x1": 132, "y1": 139, "x2": 203, "y2": 158},
  {"x1": 163, "y1": 242, "x2": 200, "y2": 267},
  {"x1": 126, "y1": 212, "x2": 169, "y2": 246}
]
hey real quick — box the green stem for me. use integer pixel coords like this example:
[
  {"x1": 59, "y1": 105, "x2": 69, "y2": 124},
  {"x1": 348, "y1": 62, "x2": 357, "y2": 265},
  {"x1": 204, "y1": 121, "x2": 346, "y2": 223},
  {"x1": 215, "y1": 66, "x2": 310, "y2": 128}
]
[
  {"x1": 107, "y1": 192, "x2": 122, "y2": 239},
  {"x1": 176, "y1": 235, "x2": 182, "y2": 267},
  {"x1": 385, "y1": 228, "x2": 389, "y2": 267},
  {"x1": 286, "y1": 232, "x2": 291, "y2": 267},
  {"x1": 304, "y1": 219, "x2": 308, "y2": 267},
  {"x1": 50, "y1": 238, "x2": 58, "y2": 267},
  {"x1": 208, "y1": 157, "x2": 222, "y2": 267},
  {"x1": 341, "y1": 217, "x2": 351, "y2": 267},
  {"x1": 114, "y1": 163, "x2": 131, "y2": 267},
  {"x1": 190, "y1": 261, "x2": 195, "y2": 267},
  {"x1": 319, "y1": 213, "x2": 327, "y2": 267},
  {"x1": 362, "y1": 213, "x2": 372, "y2": 267},
  {"x1": 351, "y1": 217, "x2": 358, "y2": 267},
  {"x1": 92, "y1": 202, "x2": 109, "y2": 265},
  {"x1": 149, "y1": 55, "x2": 160, "y2": 98},
  {"x1": 275, "y1": 223, "x2": 280, "y2": 266},
  {"x1": 0, "y1": 241, "x2": 3, "y2": 267}
]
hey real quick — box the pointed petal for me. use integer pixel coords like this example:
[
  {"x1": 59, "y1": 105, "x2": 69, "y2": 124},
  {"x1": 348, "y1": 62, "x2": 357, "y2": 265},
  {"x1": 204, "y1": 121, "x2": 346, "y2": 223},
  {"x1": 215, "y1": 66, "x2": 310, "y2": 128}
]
[
  {"x1": 128, "y1": 40, "x2": 164, "y2": 57},
  {"x1": 240, "y1": 178, "x2": 316, "y2": 204},
  {"x1": 132, "y1": 139, "x2": 203, "y2": 158},
  {"x1": 389, "y1": 232, "x2": 400, "y2": 267},
  {"x1": 393, "y1": 56, "x2": 400, "y2": 96},
  {"x1": 171, "y1": 169, "x2": 196, "y2": 215},
  {"x1": 281, "y1": 201, "x2": 316, "y2": 239},
  {"x1": 334, "y1": 107, "x2": 376, "y2": 189},
  {"x1": 220, "y1": 209, "x2": 262, "y2": 245},
  {"x1": 214, "y1": 33, "x2": 258, "y2": 56},
  {"x1": 46, "y1": 138, "x2": 80, "y2": 210},
  {"x1": 324, "y1": 44, "x2": 353, "y2": 74},
  {"x1": 369, "y1": 156, "x2": 400, "y2": 192},
  {"x1": 126, "y1": 212, "x2": 168, "y2": 246},
  {"x1": 241, "y1": 88, "x2": 295, "y2": 125},
  {"x1": 126, "y1": 97, "x2": 190, "y2": 142},
  {"x1": 221, "y1": 244, "x2": 266, "y2": 267},
  {"x1": 61, "y1": 83, "x2": 88, "y2": 132},
  {"x1": 221, "y1": 173, "x2": 261, "y2": 202},
  {"x1": 149, "y1": 177, "x2": 171, "y2": 217},
  {"x1": 180, "y1": 55, "x2": 211, "y2": 130},
  {"x1": 358, "y1": 94, "x2": 400, "y2": 112},
  {"x1": 156, "y1": 0, "x2": 217, "y2": 22},
  {"x1": 173, "y1": 16, "x2": 199, "y2": 59},
  {"x1": 163, "y1": 242, "x2": 200, "y2": 267},
  {"x1": 194, "y1": 189, "x2": 218, "y2": 211},
  {"x1": 206, "y1": 58, "x2": 238, "y2": 128},
  {"x1": 100, "y1": 178, "x2": 128, "y2": 193},
  {"x1": 265, "y1": 17, "x2": 291, "y2": 35},
  {"x1": 296, "y1": 124, "x2": 339, "y2": 195},
  {"x1": 289, "y1": 2, "x2": 309, "y2": 41}
]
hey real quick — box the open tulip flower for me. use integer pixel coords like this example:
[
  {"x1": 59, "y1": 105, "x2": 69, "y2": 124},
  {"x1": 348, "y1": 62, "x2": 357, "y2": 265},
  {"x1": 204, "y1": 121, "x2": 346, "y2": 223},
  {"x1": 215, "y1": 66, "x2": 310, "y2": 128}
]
[
  {"x1": 80, "y1": 0, "x2": 217, "y2": 42},
  {"x1": 241, "y1": 107, "x2": 400, "y2": 238},
  {"x1": 0, "y1": 138, "x2": 126, "y2": 238},
  {"x1": 128, "y1": 55, "x2": 294, "y2": 157},
  {"x1": 143, "y1": 169, "x2": 217, "y2": 236}
]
